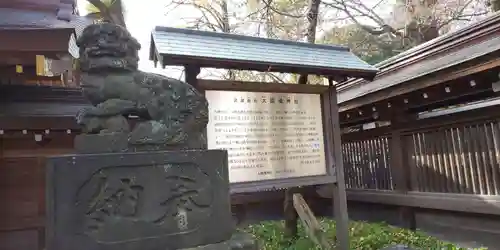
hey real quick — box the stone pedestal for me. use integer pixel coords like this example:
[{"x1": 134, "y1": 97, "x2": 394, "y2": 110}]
[
  {"x1": 74, "y1": 133, "x2": 129, "y2": 154},
  {"x1": 46, "y1": 149, "x2": 258, "y2": 250}
]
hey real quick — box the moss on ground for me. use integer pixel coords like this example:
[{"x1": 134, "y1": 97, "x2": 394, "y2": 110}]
[{"x1": 240, "y1": 219, "x2": 487, "y2": 250}]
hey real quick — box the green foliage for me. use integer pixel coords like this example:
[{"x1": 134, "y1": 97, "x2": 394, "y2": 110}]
[
  {"x1": 241, "y1": 219, "x2": 487, "y2": 250},
  {"x1": 320, "y1": 24, "x2": 412, "y2": 65}
]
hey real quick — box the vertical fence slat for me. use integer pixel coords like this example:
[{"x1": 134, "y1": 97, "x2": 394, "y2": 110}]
[
  {"x1": 379, "y1": 137, "x2": 389, "y2": 190},
  {"x1": 372, "y1": 138, "x2": 381, "y2": 189},
  {"x1": 463, "y1": 126, "x2": 479, "y2": 194},
  {"x1": 440, "y1": 129, "x2": 455, "y2": 193},
  {"x1": 412, "y1": 134, "x2": 422, "y2": 191},
  {"x1": 355, "y1": 140, "x2": 364, "y2": 189},
  {"x1": 470, "y1": 125, "x2": 486, "y2": 194},
  {"x1": 434, "y1": 129, "x2": 448, "y2": 193},
  {"x1": 372, "y1": 138, "x2": 381, "y2": 190},
  {"x1": 478, "y1": 124, "x2": 494, "y2": 195},
  {"x1": 406, "y1": 135, "x2": 418, "y2": 191},
  {"x1": 445, "y1": 129, "x2": 460, "y2": 193},
  {"x1": 360, "y1": 140, "x2": 366, "y2": 189},
  {"x1": 429, "y1": 131, "x2": 442, "y2": 192},
  {"x1": 348, "y1": 142, "x2": 357, "y2": 189},
  {"x1": 417, "y1": 133, "x2": 428, "y2": 192},
  {"x1": 366, "y1": 139, "x2": 375, "y2": 189},
  {"x1": 363, "y1": 140, "x2": 374, "y2": 189},
  {"x1": 483, "y1": 123, "x2": 498, "y2": 195},
  {"x1": 383, "y1": 137, "x2": 393, "y2": 190},
  {"x1": 421, "y1": 133, "x2": 432, "y2": 192},
  {"x1": 489, "y1": 122, "x2": 500, "y2": 195},
  {"x1": 457, "y1": 127, "x2": 473, "y2": 194},
  {"x1": 345, "y1": 142, "x2": 353, "y2": 188},
  {"x1": 346, "y1": 142, "x2": 352, "y2": 188},
  {"x1": 450, "y1": 128, "x2": 466, "y2": 193},
  {"x1": 342, "y1": 143, "x2": 351, "y2": 189}
]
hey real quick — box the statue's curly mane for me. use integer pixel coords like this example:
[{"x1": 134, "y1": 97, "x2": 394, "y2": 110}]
[{"x1": 77, "y1": 23, "x2": 141, "y2": 72}]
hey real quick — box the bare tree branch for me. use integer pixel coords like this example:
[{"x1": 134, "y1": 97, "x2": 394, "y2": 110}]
[{"x1": 86, "y1": 0, "x2": 126, "y2": 27}]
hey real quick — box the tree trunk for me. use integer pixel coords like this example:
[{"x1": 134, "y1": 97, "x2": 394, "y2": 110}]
[
  {"x1": 298, "y1": 0, "x2": 320, "y2": 85},
  {"x1": 220, "y1": 0, "x2": 235, "y2": 80}
]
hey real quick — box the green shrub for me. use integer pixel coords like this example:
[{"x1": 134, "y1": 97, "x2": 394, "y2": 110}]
[{"x1": 240, "y1": 219, "x2": 487, "y2": 250}]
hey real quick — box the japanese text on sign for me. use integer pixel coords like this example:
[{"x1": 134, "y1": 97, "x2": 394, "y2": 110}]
[{"x1": 205, "y1": 91, "x2": 327, "y2": 183}]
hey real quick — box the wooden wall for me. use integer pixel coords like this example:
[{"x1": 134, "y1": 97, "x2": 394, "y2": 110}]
[
  {"x1": 335, "y1": 103, "x2": 500, "y2": 220},
  {"x1": 0, "y1": 129, "x2": 75, "y2": 250}
]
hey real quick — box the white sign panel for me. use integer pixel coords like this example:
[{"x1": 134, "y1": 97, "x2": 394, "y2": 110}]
[{"x1": 205, "y1": 91, "x2": 327, "y2": 183}]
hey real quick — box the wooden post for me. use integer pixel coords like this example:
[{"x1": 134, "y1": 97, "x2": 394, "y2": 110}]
[
  {"x1": 293, "y1": 193, "x2": 331, "y2": 249},
  {"x1": 328, "y1": 78, "x2": 350, "y2": 250},
  {"x1": 184, "y1": 65, "x2": 201, "y2": 90},
  {"x1": 390, "y1": 112, "x2": 416, "y2": 230},
  {"x1": 284, "y1": 188, "x2": 299, "y2": 240}
]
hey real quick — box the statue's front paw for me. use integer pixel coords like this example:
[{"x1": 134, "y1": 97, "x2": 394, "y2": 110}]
[{"x1": 76, "y1": 107, "x2": 93, "y2": 125}]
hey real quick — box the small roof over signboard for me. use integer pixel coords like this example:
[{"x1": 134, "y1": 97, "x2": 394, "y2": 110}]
[{"x1": 149, "y1": 27, "x2": 378, "y2": 79}]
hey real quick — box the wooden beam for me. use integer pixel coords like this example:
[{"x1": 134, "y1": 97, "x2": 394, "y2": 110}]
[
  {"x1": 390, "y1": 112, "x2": 416, "y2": 229},
  {"x1": 341, "y1": 127, "x2": 392, "y2": 142},
  {"x1": 293, "y1": 193, "x2": 331, "y2": 249},
  {"x1": 339, "y1": 69, "x2": 498, "y2": 126},
  {"x1": 0, "y1": 116, "x2": 80, "y2": 131},
  {"x1": 284, "y1": 188, "x2": 299, "y2": 239},
  {"x1": 345, "y1": 189, "x2": 500, "y2": 215},
  {"x1": 197, "y1": 79, "x2": 329, "y2": 93},
  {"x1": 184, "y1": 65, "x2": 201, "y2": 90},
  {"x1": 328, "y1": 80, "x2": 350, "y2": 250},
  {"x1": 339, "y1": 56, "x2": 500, "y2": 112},
  {"x1": 0, "y1": 28, "x2": 74, "y2": 53}
]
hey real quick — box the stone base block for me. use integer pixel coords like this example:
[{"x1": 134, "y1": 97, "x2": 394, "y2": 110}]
[
  {"x1": 182, "y1": 233, "x2": 258, "y2": 250},
  {"x1": 74, "y1": 133, "x2": 128, "y2": 154}
]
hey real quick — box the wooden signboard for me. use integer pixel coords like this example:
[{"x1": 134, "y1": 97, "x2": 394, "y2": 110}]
[{"x1": 200, "y1": 81, "x2": 337, "y2": 193}]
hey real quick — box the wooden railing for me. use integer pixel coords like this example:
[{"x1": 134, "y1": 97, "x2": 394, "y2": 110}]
[
  {"x1": 342, "y1": 137, "x2": 393, "y2": 190},
  {"x1": 343, "y1": 120, "x2": 500, "y2": 194},
  {"x1": 409, "y1": 123, "x2": 500, "y2": 195},
  {"x1": 340, "y1": 108, "x2": 500, "y2": 217}
]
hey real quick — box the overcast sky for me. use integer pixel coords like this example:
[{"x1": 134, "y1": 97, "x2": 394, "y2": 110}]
[
  {"x1": 77, "y1": 0, "x2": 189, "y2": 79},
  {"x1": 74, "y1": 0, "x2": 403, "y2": 80}
]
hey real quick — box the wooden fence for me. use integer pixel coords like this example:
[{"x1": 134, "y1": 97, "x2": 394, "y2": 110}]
[
  {"x1": 342, "y1": 119, "x2": 500, "y2": 195},
  {"x1": 338, "y1": 105, "x2": 500, "y2": 222}
]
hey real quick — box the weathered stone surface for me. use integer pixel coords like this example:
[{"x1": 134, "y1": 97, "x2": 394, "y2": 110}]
[
  {"x1": 75, "y1": 23, "x2": 208, "y2": 151},
  {"x1": 74, "y1": 133, "x2": 128, "y2": 154},
  {"x1": 182, "y1": 232, "x2": 258, "y2": 250},
  {"x1": 46, "y1": 150, "x2": 233, "y2": 250}
]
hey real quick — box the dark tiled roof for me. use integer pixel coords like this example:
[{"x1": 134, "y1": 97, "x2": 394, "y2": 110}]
[
  {"x1": 150, "y1": 26, "x2": 378, "y2": 78},
  {"x1": 0, "y1": 8, "x2": 93, "y2": 58}
]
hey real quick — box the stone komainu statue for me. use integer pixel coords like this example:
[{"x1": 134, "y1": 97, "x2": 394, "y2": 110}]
[{"x1": 76, "y1": 23, "x2": 208, "y2": 150}]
